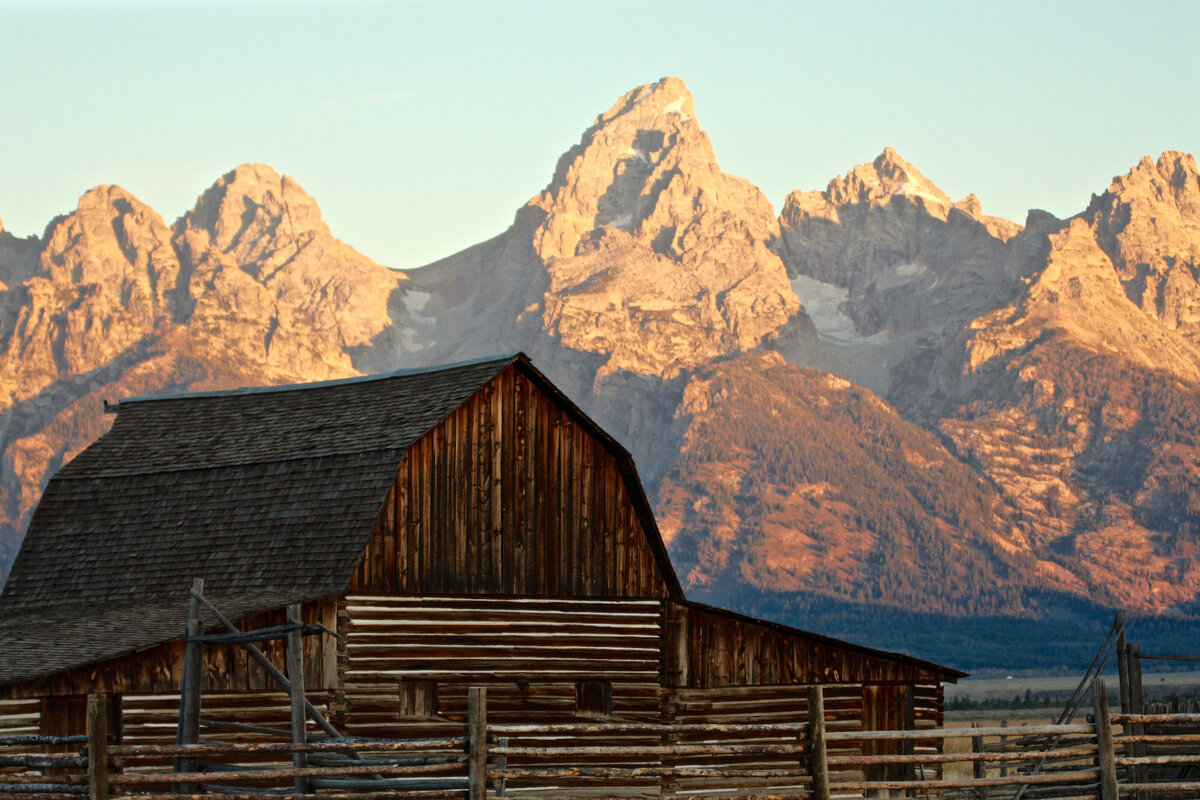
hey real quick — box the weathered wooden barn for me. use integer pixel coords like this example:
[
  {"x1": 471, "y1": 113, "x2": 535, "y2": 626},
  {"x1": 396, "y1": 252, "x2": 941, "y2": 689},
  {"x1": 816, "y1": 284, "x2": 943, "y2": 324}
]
[{"x1": 0, "y1": 353, "x2": 962, "y2": 792}]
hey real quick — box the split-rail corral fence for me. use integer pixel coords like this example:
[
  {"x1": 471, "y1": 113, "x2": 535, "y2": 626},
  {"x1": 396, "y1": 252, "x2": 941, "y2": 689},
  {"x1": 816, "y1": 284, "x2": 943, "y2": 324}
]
[{"x1": 2, "y1": 680, "x2": 1198, "y2": 800}]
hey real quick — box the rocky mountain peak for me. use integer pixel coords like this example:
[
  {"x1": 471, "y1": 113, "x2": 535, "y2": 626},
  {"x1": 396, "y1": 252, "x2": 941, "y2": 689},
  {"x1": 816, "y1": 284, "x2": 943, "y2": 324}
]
[
  {"x1": 1084, "y1": 151, "x2": 1200, "y2": 340},
  {"x1": 782, "y1": 147, "x2": 954, "y2": 226},
  {"x1": 1109, "y1": 150, "x2": 1199, "y2": 201},
  {"x1": 40, "y1": 184, "x2": 180, "y2": 295},
  {"x1": 176, "y1": 163, "x2": 330, "y2": 275},
  {"x1": 494, "y1": 77, "x2": 799, "y2": 380},
  {"x1": 0, "y1": 183, "x2": 182, "y2": 412},
  {"x1": 530, "y1": 75, "x2": 724, "y2": 261}
]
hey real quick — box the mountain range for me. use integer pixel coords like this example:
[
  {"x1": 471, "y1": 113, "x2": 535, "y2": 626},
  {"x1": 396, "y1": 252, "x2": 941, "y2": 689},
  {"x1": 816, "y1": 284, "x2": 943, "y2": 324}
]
[{"x1": 3, "y1": 76, "x2": 1198, "y2": 669}]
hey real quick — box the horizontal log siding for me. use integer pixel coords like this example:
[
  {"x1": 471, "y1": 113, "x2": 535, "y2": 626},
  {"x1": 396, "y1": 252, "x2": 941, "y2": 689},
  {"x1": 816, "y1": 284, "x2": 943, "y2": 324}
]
[
  {"x1": 0, "y1": 600, "x2": 339, "y2": 700},
  {"x1": 0, "y1": 698, "x2": 40, "y2": 758},
  {"x1": 339, "y1": 596, "x2": 663, "y2": 740},
  {"x1": 348, "y1": 369, "x2": 668, "y2": 598},
  {"x1": 668, "y1": 683, "x2": 865, "y2": 796},
  {"x1": 671, "y1": 601, "x2": 943, "y2": 687}
]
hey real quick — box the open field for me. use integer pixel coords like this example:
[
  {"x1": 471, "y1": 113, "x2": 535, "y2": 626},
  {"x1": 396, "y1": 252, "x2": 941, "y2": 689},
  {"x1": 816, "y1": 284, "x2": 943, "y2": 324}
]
[{"x1": 946, "y1": 669, "x2": 1200, "y2": 705}]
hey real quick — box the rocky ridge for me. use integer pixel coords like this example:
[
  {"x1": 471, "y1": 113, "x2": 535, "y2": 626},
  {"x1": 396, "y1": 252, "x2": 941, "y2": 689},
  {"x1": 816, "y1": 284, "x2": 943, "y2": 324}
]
[
  {"x1": 410, "y1": 77, "x2": 801, "y2": 385},
  {"x1": 0, "y1": 167, "x2": 415, "y2": 571},
  {"x1": 1, "y1": 77, "x2": 1199, "y2": 656}
]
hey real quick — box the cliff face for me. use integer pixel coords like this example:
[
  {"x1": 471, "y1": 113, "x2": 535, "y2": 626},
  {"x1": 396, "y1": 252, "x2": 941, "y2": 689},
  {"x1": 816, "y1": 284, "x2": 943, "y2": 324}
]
[
  {"x1": 883, "y1": 159, "x2": 1200, "y2": 613},
  {"x1": 0, "y1": 167, "x2": 412, "y2": 575},
  {"x1": 1085, "y1": 151, "x2": 1200, "y2": 339},
  {"x1": 410, "y1": 77, "x2": 800, "y2": 386},
  {"x1": 1, "y1": 77, "x2": 1198, "y2": 636},
  {"x1": 656, "y1": 352, "x2": 1028, "y2": 615}
]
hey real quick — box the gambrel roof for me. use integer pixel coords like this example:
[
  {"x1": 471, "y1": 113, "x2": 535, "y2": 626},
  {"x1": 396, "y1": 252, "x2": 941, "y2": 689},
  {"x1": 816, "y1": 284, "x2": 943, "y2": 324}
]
[
  {"x1": 0, "y1": 354, "x2": 679, "y2": 684},
  {"x1": 0, "y1": 352, "x2": 961, "y2": 688}
]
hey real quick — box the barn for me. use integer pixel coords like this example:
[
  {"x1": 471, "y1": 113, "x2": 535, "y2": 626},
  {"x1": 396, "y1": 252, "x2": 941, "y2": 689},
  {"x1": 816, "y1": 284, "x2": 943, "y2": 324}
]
[{"x1": 0, "y1": 353, "x2": 962, "y2": 793}]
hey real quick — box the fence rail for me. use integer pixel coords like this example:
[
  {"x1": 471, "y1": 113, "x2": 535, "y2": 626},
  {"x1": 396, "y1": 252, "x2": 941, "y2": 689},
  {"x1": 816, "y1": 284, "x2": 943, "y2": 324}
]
[{"x1": 3, "y1": 679, "x2": 1199, "y2": 800}]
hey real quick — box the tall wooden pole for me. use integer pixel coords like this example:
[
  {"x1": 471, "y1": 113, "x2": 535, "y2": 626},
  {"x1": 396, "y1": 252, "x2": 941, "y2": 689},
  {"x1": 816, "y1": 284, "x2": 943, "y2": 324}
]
[
  {"x1": 1116, "y1": 612, "x2": 1130, "y2": 714},
  {"x1": 972, "y1": 721, "x2": 988, "y2": 800},
  {"x1": 902, "y1": 686, "x2": 916, "y2": 795},
  {"x1": 807, "y1": 686, "x2": 829, "y2": 800},
  {"x1": 1092, "y1": 678, "x2": 1118, "y2": 800},
  {"x1": 174, "y1": 578, "x2": 203, "y2": 788},
  {"x1": 87, "y1": 694, "x2": 109, "y2": 800},
  {"x1": 1128, "y1": 644, "x2": 1147, "y2": 799},
  {"x1": 287, "y1": 604, "x2": 308, "y2": 794},
  {"x1": 468, "y1": 687, "x2": 488, "y2": 800}
]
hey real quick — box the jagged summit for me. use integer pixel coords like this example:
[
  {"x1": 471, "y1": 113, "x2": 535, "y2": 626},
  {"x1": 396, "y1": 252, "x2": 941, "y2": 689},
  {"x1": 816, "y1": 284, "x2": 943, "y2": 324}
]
[
  {"x1": 592, "y1": 75, "x2": 697, "y2": 130},
  {"x1": 530, "y1": 75, "x2": 725, "y2": 260},
  {"x1": 1084, "y1": 150, "x2": 1200, "y2": 340},
  {"x1": 415, "y1": 76, "x2": 800, "y2": 382},
  {"x1": 781, "y1": 147, "x2": 950, "y2": 225},
  {"x1": 2, "y1": 76, "x2": 1200, "y2": 649},
  {"x1": 177, "y1": 164, "x2": 331, "y2": 267},
  {"x1": 781, "y1": 148, "x2": 1020, "y2": 242},
  {"x1": 1107, "y1": 150, "x2": 1198, "y2": 198}
]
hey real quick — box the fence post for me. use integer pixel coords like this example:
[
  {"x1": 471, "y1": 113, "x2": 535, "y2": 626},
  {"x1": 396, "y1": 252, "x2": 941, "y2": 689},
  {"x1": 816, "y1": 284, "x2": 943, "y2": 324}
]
[
  {"x1": 287, "y1": 604, "x2": 309, "y2": 794},
  {"x1": 972, "y1": 721, "x2": 988, "y2": 800},
  {"x1": 496, "y1": 736, "x2": 508, "y2": 798},
  {"x1": 1116, "y1": 612, "x2": 1130, "y2": 715},
  {"x1": 87, "y1": 694, "x2": 109, "y2": 800},
  {"x1": 1092, "y1": 678, "x2": 1117, "y2": 800},
  {"x1": 999, "y1": 720, "x2": 1008, "y2": 779},
  {"x1": 1128, "y1": 643, "x2": 1147, "y2": 798},
  {"x1": 902, "y1": 686, "x2": 916, "y2": 797},
  {"x1": 469, "y1": 687, "x2": 488, "y2": 800},
  {"x1": 174, "y1": 577, "x2": 203, "y2": 788},
  {"x1": 807, "y1": 686, "x2": 830, "y2": 800}
]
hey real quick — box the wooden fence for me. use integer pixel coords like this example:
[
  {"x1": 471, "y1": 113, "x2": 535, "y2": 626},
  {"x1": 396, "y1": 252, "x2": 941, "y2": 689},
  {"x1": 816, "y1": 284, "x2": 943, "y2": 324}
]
[{"x1": 3, "y1": 681, "x2": 1198, "y2": 800}]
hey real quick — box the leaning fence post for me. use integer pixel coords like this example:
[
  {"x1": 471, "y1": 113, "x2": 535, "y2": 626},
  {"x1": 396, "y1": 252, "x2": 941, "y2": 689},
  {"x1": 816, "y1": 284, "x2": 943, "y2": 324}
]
[
  {"x1": 87, "y1": 694, "x2": 109, "y2": 800},
  {"x1": 468, "y1": 687, "x2": 488, "y2": 800},
  {"x1": 1092, "y1": 678, "x2": 1117, "y2": 800},
  {"x1": 807, "y1": 686, "x2": 830, "y2": 800}
]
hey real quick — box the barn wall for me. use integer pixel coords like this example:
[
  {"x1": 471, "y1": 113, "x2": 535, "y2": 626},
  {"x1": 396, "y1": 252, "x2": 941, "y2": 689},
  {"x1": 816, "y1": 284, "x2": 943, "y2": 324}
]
[
  {"x1": 670, "y1": 602, "x2": 944, "y2": 688},
  {"x1": 348, "y1": 368, "x2": 670, "y2": 598},
  {"x1": 0, "y1": 599, "x2": 339, "y2": 700},
  {"x1": 335, "y1": 594, "x2": 664, "y2": 738},
  {"x1": 668, "y1": 684, "x2": 865, "y2": 795}
]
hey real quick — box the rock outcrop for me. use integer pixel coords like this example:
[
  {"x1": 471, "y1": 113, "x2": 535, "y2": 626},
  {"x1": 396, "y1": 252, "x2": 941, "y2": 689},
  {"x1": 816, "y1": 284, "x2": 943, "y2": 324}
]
[
  {"x1": 412, "y1": 77, "x2": 800, "y2": 384},
  {"x1": 1085, "y1": 151, "x2": 1200, "y2": 339},
  {"x1": 1, "y1": 77, "x2": 1198, "y2": 650},
  {"x1": 0, "y1": 168, "x2": 410, "y2": 577}
]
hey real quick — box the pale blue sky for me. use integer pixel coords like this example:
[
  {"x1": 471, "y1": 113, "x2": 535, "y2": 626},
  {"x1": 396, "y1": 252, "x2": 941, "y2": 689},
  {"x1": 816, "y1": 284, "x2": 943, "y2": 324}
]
[{"x1": 1, "y1": 0, "x2": 1197, "y2": 270}]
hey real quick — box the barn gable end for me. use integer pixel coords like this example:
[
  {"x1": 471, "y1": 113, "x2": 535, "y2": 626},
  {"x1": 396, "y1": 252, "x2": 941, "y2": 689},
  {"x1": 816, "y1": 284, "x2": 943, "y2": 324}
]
[
  {"x1": 350, "y1": 365, "x2": 675, "y2": 598},
  {"x1": 0, "y1": 350, "x2": 962, "y2": 767}
]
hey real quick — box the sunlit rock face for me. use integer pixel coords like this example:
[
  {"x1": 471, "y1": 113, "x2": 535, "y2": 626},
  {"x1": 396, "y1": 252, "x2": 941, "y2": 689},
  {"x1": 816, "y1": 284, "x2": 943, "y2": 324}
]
[
  {"x1": 411, "y1": 76, "x2": 800, "y2": 384},
  {"x1": 1, "y1": 75, "x2": 1199, "y2": 625}
]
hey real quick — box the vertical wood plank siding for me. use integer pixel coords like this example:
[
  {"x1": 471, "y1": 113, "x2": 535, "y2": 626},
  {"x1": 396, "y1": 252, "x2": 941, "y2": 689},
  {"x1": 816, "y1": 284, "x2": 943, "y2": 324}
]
[
  {"x1": 349, "y1": 370, "x2": 669, "y2": 598},
  {"x1": 672, "y1": 602, "x2": 944, "y2": 687}
]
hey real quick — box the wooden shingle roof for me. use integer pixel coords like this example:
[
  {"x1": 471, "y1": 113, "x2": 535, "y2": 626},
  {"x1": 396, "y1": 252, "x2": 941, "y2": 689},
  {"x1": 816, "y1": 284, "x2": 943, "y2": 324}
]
[{"x1": 0, "y1": 354, "x2": 523, "y2": 684}]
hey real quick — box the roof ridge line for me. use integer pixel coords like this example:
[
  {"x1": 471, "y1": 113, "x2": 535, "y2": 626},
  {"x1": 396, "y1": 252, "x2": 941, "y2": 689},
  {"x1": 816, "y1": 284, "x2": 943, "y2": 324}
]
[
  {"x1": 118, "y1": 353, "x2": 523, "y2": 406},
  {"x1": 53, "y1": 445, "x2": 405, "y2": 481}
]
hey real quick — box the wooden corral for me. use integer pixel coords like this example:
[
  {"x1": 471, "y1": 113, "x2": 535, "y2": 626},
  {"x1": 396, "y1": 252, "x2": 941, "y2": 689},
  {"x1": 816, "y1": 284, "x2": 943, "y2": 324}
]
[{"x1": 0, "y1": 352, "x2": 962, "y2": 793}]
